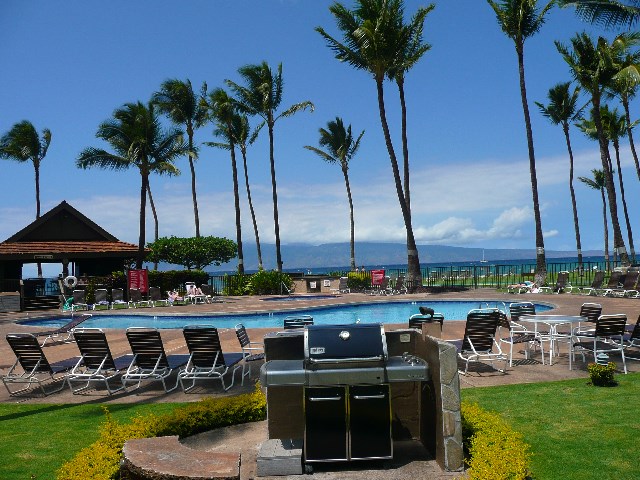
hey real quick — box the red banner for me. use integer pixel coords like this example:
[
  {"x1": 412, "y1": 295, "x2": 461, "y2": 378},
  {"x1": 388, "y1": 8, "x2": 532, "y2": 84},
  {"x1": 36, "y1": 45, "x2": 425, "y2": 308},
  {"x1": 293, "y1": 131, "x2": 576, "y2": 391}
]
[
  {"x1": 371, "y1": 269, "x2": 385, "y2": 286},
  {"x1": 128, "y1": 269, "x2": 149, "y2": 293}
]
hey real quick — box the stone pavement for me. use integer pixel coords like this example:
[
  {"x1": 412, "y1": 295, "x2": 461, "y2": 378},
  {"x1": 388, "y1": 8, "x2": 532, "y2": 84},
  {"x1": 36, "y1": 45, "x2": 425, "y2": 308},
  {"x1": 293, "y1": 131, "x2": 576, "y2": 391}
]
[{"x1": 1, "y1": 289, "x2": 638, "y2": 479}]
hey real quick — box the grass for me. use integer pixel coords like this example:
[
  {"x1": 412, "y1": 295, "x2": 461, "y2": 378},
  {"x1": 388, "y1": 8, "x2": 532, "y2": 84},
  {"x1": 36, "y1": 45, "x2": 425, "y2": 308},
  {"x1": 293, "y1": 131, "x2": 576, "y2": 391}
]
[
  {"x1": 0, "y1": 401, "x2": 182, "y2": 480},
  {"x1": 462, "y1": 372, "x2": 640, "y2": 480},
  {"x1": 2, "y1": 373, "x2": 639, "y2": 479}
]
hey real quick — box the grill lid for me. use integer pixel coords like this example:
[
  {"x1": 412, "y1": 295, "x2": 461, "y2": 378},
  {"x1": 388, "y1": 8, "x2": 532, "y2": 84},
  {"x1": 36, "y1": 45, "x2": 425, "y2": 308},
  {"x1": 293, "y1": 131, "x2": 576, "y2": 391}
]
[{"x1": 304, "y1": 324, "x2": 387, "y2": 363}]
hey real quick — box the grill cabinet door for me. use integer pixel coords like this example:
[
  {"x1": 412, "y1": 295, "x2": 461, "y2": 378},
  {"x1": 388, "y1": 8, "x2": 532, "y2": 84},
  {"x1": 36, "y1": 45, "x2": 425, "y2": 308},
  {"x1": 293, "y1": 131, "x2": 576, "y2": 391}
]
[
  {"x1": 349, "y1": 385, "x2": 392, "y2": 460},
  {"x1": 304, "y1": 386, "x2": 348, "y2": 461}
]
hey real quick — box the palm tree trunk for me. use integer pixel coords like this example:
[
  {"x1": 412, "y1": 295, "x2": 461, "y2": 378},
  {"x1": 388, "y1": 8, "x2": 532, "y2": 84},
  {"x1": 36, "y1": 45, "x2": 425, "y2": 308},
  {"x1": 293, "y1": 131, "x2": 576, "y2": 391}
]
[
  {"x1": 137, "y1": 172, "x2": 148, "y2": 269},
  {"x1": 268, "y1": 120, "x2": 283, "y2": 272},
  {"x1": 600, "y1": 187, "x2": 610, "y2": 272},
  {"x1": 241, "y1": 146, "x2": 263, "y2": 270},
  {"x1": 375, "y1": 76, "x2": 421, "y2": 290},
  {"x1": 613, "y1": 139, "x2": 636, "y2": 263},
  {"x1": 516, "y1": 43, "x2": 546, "y2": 283},
  {"x1": 591, "y1": 93, "x2": 630, "y2": 265},
  {"x1": 147, "y1": 183, "x2": 159, "y2": 271},
  {"x1": 563, "y1": 122, "x2": 583, "y2": 267},
  {"x1": 622, "y1": 96, "x2": 640, "y2": 181},
  {"x1": 229, "y1": 140, "x2": 244, "y2": 275},
  {"x1": 188, "y1": 131, "x2": 201, "y2": 238},
  {"x1": 34, "y1": 161, "x2": 42, "y2": 277},
  {"x1": 397, "y1": 77, "x2": 410, "y2": 208},
  {"x1": 342, "y1": 166, "x2": 356, "y2": 271}
]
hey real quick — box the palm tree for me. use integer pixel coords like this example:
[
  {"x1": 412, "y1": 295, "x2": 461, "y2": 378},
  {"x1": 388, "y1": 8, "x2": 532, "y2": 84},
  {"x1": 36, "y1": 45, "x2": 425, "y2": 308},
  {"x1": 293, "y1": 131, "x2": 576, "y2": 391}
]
[
  {"x1": 487, "y1": 0, "x2": 555, "y2": 285},
  {"x1": 0, "y1": 120, "x2": 52, "y2": 277},
  {"x1": 608, "y1": 32, "x2": 640, "y2": 181},
  {"x1": 202, "y1": 88, "x2": 245, "y2": 275},
  {"x1": 152, "y1": 79, "x2": 208, "y2": 238},
  {"x1": 77, "y1": 101, "x2": 186, "y2": 268},
  {"x1": 316, "y1": 0, "x2": 424, "y2": 289},
  {"x1": 305, "y1": 117, "x2": 365, "y2": 271},
  {"x1": 386, "y1": 3, "x2": 434, "y2": 207},
  {"x1": 578, "y1": 169, "x2": 610, "y2": 271},
  {"x1": 558, "y1": 1, "x2": 640, "y2": 28},
  {"x1": 599, "y1": 106, "x2": 636, "y2": 263},
  {"x1": 535, "y1": 82, "x2": 585, "y2": 267},
  {"x1": 235, "y1": 115, "x2": 264, "y2": 270},
  {"x1": 226, "y1": 62, "x2": 314, "y2": 272},
  {"x1": 0, "y1": 120, "x2": 51, "y2": 219},
  {"x1": 556, "y1": 33, "x2": 631, "y2": 265}
]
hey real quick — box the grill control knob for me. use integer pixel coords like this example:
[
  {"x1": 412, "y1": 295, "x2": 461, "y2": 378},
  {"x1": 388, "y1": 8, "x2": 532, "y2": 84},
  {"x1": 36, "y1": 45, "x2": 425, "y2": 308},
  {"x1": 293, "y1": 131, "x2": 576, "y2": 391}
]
[{"x1": 339, "y1": 330, "x2": 351, "y2": 341}]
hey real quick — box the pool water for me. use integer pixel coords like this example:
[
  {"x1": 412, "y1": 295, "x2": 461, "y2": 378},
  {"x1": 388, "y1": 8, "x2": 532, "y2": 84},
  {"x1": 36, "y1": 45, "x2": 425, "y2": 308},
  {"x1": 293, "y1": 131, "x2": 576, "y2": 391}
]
[{"x1": 21, "y1": 300, "x2": 552, "y2": 330}]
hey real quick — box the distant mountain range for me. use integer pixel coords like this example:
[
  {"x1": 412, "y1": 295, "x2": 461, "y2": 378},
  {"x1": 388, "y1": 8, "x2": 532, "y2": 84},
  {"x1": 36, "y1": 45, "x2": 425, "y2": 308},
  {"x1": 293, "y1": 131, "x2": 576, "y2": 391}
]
[{"x1": 200, "y1": 242, "x2": 602, "y2": 272}]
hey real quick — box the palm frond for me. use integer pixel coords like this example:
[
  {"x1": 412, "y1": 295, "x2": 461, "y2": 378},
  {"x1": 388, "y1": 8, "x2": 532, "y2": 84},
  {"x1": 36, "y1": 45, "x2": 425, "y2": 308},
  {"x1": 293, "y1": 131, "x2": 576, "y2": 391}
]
[{"x1": 559, "y1": 0, "x2": 640, "y2": 29}]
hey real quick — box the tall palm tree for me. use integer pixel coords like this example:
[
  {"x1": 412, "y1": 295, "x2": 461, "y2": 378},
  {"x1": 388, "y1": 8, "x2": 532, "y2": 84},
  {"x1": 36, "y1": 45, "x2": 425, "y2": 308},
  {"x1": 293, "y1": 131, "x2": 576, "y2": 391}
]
[
  {"x1": 578, "y1": 169, "x2": 610, "y2": 270},
  {"x1": 535, "y1": 82, "x2": 585, "y2": 267},
  {"x1": 152, "y1": 79, "x2": 208, "y2": 238},
  {"x1": 0, "y1": 120, "x2": 51, "y2": 219},
  {"x1": 608, "y1": 32, "x2": 640, "y2": 181},
  {"x1": 600, "y1": 106, "x2": 636, "y2": 263},
  {"x1": 316, "y1": 0, "x2": 424, "y2": 289},
  {"x1": 0, "y1": 120, "x2": 52, "y2": 277},
  {"x1": 487, "y1": 0, "x2": 555, "y2": 285},
  {"x1": 235, "y1": 115, "x2": 264, "y2": 270},
  {"x1": 226, "y1": 62, "x2": 314, "y2": 272},
  {"x1": 305, "y1": 117, "x2": 365, "y2": 271},
  {"x1": 556, "y1": 33, "x2": 630, "y2": 266},
  {"x1": 202, "y1": 88, "x2": 245, "y2": 275},
  {"x1": 386, "y1": 3, "x2": 434, "y2": 207},
  {"x1": 77, "y1": 101, "x2": 186, "y2": 268},
  {"x1": 559, "y1": 0, "x2": 640, "y2": 28}
]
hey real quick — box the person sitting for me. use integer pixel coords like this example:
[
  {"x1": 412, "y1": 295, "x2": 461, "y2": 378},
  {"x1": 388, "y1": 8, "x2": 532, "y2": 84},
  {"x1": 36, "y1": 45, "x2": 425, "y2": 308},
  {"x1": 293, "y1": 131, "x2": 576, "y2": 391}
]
[{"x1": 167, "y1": 290, "x2": 183, "y2": 304}]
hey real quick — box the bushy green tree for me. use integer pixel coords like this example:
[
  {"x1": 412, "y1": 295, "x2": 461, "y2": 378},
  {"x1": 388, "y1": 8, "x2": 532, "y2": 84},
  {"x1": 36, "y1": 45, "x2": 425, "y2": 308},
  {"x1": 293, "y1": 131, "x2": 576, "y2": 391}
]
[{"x1": 146, "y1": 236, "x2": 237, "y2": 270}]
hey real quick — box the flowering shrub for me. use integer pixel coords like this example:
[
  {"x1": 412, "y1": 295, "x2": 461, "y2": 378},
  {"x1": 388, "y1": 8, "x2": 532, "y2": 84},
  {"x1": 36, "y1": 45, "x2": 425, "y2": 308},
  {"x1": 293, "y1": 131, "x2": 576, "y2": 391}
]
[{"x1": 587, "y1": 362, "x2": 618, "y2": 387}]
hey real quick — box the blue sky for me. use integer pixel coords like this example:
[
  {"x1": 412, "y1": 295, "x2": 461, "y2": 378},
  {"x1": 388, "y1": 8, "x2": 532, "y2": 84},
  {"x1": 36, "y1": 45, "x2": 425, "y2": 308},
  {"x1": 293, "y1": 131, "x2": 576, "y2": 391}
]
[{"x1": 2, "y1": 1, "x2": 639, "y2": 274}]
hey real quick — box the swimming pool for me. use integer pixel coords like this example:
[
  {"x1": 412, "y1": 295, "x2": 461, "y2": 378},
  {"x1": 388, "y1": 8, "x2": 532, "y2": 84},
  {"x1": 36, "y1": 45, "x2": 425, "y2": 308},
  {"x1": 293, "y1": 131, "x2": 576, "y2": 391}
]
[{"x1": 21, "y1": 300, "x2": 553, "y2": 330}]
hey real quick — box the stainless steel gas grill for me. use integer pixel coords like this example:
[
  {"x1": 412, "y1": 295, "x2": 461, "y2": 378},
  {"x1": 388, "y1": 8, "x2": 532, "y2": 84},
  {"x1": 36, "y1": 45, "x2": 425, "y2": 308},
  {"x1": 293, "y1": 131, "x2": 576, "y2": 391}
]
[{"x1": 260, "y1": 323, "x2": 429, "y2": 465}]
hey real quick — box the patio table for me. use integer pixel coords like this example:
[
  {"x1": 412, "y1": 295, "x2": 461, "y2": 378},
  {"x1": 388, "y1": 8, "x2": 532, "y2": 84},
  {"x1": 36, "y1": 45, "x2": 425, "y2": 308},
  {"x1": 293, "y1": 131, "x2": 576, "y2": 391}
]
[{"x1": 519, "y1": 315, "x2": 586, "y2": 367}]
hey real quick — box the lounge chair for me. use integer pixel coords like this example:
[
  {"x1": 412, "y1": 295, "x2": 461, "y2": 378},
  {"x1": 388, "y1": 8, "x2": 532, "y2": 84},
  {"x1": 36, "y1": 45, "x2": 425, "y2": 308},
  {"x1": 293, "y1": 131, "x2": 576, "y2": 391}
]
[
  {"x1": 455, "y1": 309, "x2": 507, "y2": 375},
  {"x1": 201, "y1": 284, "x2": 221, "y2": 303},
  {"x1": 68, "y1": 328, "x2": 131, "y2": 394},
  {"x1": 610, "y1": 270, "x2": 640, "y2": 298},
  {"x1": 33, "y1": 313, "x2": 92, "y2": 346},
  {"x1": 596, "y1": 271, "x2": 625, "y2": 297},
  {"x1": 185, "y1": 282, "x2": 207, "y2": 304},
  {"x1": 148, "y1": 286, "x2": 169, "y2": 307},
  {"x1": 122, "y1": 327, "x2": 189, "y2": 392},
  {"x1": 390, "y1": 276, "x2": 408, "y2": 295},
  {"x1": 331, "y1": 276, "x2": 350, "y2": 294},
  {"x1": 129, "y1": 288, "x2": 152, "y2": 308},
  {"x1": 71, "y1": 289, "x2": 89, "y2": 311},
  {"x1": 571, "y1": 314, "x2": 628, "y2": 373},
  {"x1": 577, "y1": 271, "x2": 605, "y2": 295},
  {"x1": 539, "y1": 271, "x2": 570, "y2": 294},
  {"x1": 110, "y1": 287, "x2": 129, "y2": 309},
  {"x1": 234, "y1": 324, "x2": 265, "y2": 385},
  {"x1": 283, "y1": 315, "x2": 314, "y2": 329},
  {"x1": 179, "y1": 325, "x2": 243, "y2": 392},
  {"x1": 3, "y1": 333, "x2": 79, "y2": 396},
  {"x1": 93, "y1": 288, "x2": 110, "y2": 310}
]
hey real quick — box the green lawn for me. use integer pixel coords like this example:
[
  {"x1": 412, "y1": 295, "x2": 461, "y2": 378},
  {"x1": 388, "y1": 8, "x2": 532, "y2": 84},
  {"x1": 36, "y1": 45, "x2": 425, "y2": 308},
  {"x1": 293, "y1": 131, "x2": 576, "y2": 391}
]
[
  {"x1": 0, "y1": 402, "x2": 182, "y2": 480},
  {"x1": 462, "y1": 372, "x2": 640, "y2": 480},
  {"x1": 2, "y1": 374, "x2": 639, "y2": 480}
]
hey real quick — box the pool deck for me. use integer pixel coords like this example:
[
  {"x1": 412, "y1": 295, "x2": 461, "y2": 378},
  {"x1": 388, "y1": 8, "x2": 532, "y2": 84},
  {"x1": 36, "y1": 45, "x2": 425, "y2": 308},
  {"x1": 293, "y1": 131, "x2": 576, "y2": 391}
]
[
  {"x1": 1, "y1": 288, "x2": 638, "y2": 403},
  {"x1": 1, "y1": 289, "x2": 639, "y2": 480}
]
